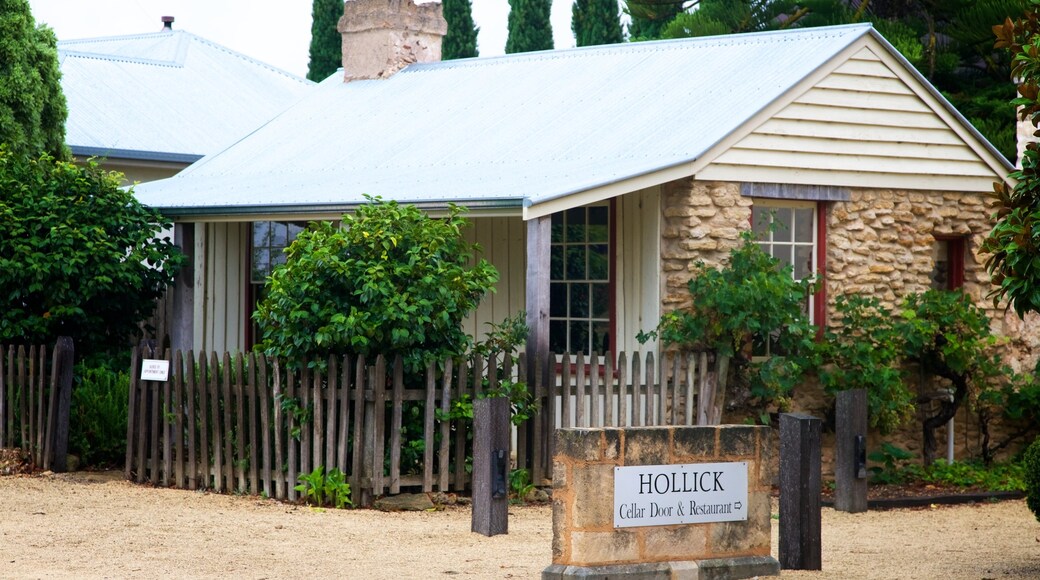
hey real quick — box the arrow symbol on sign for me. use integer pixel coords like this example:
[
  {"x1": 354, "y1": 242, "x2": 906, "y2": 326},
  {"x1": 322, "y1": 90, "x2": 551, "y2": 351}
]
[{"x1": 734, "y1": 501, "x2": 743, "y2": 510}]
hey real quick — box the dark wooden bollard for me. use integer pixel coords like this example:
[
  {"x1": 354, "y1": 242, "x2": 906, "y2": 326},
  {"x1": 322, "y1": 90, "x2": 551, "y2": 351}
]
[
  {"x1": 835, "y1": 389, "x2": 868, "y2": 513},
  {"x1": 779, "y1": 412, "x2": 821, "y2": 571},
  {"x1": 472, "y1": 396, "x2": 510, "y2": 536},
  {"x1": 47, "y1": 337, "x2": 75, "y2": 473}
]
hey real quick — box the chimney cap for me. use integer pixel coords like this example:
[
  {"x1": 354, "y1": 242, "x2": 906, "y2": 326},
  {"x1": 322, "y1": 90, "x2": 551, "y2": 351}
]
[{"x1": 161, "y1": 16, "x2": 174, "y2": 30}]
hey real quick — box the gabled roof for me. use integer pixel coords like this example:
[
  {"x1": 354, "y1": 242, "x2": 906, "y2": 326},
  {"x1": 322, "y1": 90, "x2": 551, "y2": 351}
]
[
  {"x1": 59, "y1": 30, "x2": 314, "y2": 163},
  {"x1": 134, "y1": 24, "x2": 1013, "y2": 220}
]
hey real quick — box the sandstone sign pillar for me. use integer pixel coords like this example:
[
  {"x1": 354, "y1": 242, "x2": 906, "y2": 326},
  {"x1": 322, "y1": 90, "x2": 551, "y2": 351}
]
[{"x1": 543, "y1": 426, "x2": 779, "y2": 579}]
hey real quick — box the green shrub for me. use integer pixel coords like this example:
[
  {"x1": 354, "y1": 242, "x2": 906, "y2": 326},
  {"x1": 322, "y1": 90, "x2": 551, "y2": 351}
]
[
  {"x1": 69, "y1": 365, "x2": 129, "y2": 467},
  {"x1": 1025, "y1": 436, "x2": 1040, "y2": 522}
]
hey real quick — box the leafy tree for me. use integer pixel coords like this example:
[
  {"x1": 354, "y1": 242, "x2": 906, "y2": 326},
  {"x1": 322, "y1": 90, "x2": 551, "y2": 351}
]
[
  {"x1": 0, "y1": 148, "x2": 183, "y2": 361},
  {"x1": 443, "y1": 0, "x2": 480, "y2": 59},
  {"x1": 985, "y1": 3, "x2": 1040, "y2": 317},
  {"x1": 0, "y1": 0, "x2": 68, "y2": 159},
  {"x1": 307, "y1": 0, "x2": 343, "y2": 81},
  {"x1": 817, "y1": 295, "x2": 914, "y2": 434},
  {"x1": 1024, "y1": 435, "x2": 1040, "y2": 521},
  {"x1": 572, "y1": 0, "x2": 624, "y2": 47},
  {"x1": 254, "y1": 198, "x2": 499, "y2": 372},
  {"x1": 658, "y1": 0, "x2": 855, "y2": 39},
  {"x1": 641, "y1": 232, "x2": 818, "y2": 418},
  {"x1": 506, "y1": 0, "x2": 555, "y2": 53}
]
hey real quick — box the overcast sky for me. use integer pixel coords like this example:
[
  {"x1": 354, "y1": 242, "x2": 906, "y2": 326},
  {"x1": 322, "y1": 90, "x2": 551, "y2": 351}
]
[{"x1": 27, "y1": 1, "x2": 594, "y2": 78}]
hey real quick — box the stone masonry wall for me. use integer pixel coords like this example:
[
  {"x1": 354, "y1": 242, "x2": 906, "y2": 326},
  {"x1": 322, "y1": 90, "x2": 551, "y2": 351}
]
[{"x1": 550, "y1": 426, "x2": 773, "y2": 569}]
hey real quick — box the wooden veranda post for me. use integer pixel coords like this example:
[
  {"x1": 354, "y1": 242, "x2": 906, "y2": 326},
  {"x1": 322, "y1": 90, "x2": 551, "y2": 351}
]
[{"x1": 525, "y1": 216, "x2": 551, "y2": 391}]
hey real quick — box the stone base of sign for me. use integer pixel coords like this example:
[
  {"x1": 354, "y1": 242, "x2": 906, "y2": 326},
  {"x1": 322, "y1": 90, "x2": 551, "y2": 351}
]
[
  {"x1": 544, "y1": 426, "x2": 779, "y2": 578},
  {"x1": 542, "y1": 555, "x2": 779, "y2": 579}
]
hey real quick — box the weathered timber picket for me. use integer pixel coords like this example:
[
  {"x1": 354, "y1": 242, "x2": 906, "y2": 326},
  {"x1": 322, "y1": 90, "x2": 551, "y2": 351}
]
[
  {"x1": 125, "y1": 348, "x2": 712, "y2": 501},
  {"x1": 0, "y1": 339, "x2": 75, "y2": 470}
]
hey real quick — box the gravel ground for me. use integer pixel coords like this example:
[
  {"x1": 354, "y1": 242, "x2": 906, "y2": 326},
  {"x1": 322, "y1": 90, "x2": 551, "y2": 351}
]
[{"x1": 0, "y1": 471, "x2": 1038, "y2": 579}]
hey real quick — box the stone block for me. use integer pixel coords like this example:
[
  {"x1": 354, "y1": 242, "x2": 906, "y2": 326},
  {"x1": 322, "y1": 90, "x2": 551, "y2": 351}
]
[
  {"x1": 572, "y1": 463, "x2": 618, "y2": 529},
  {"x1": 689, "y1": 194, "x2": 714, "y2": 206},
  {"x1": 642, "y1": 524, "x2": 709, "y2": 560},
  {"x1": 710, "y1": 491, "x2": 771, "y2": 555},
  {"x1": 570, "y1": 530, "x2": 641, "y2": 565},
  {"x1": 672, "y1": 427, "x2": 717, "y2": 459},
  {"x1": 553, "y1": 460, "x2": 569, "y2": 490},
  {"x1": 624, "y1": 427, "x2": 672, "y2": 466},
  {"x1": 698, "y1": 556, "x2": 780, "y2": 580},
  {"x1": 556, "y1": 428, "x2": 606, "y2": 462},
  {"x1": 603, "y1": 428, "x2": 621, "y2": 460},
  {"x1": 719, "y1": 425, "x2": 756, "y2": 457},
  {"x1": 542, "y1": 561, "x2": 697, "y2": 579},
  {"x1": 552, "y1": 497, "x2": 568, "y2": 560}
]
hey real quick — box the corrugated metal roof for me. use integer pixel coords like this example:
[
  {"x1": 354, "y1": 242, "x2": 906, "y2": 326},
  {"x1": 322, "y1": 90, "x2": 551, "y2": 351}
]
[
  {"x1": 133, "y1": 24, "x2": 1010, "y2": 218},
  {"x1": 59, "y1": 30, "x2": 314, "y2": 161}
]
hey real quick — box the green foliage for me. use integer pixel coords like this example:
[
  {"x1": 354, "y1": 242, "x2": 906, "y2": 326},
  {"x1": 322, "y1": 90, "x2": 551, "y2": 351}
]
[
  {"x1": 295, "y1": 466, "x2": 353, "y2": 509},
  {"x1": 624, "y1": 0, "x2": 683, "y2": 40},
  {"x1": 0, "y1": 0, "x2": 68, "y2": 159},
  {"x1": 509, "y1": 468, "x2": 536, "y2": 503},
  {"x1": 986, "y1": 0, "x2": 1040, "y2": 317},
  {"x1": 277, "y1": 394, "x2": 312, "y2": 440},
  {"x1": 255, "y1": 197, "x2": 498, "y2": 372},
  {"x1": 644, "y1": 232, "x2": 817, "y2": 404},
  {"x1": 506, "y1": 0, "x2": 554, "y2": 53},
  {"x1": 0, "y1": 150, "x2": 184, "y2": 362},
  {"x1": 572, "y1": 0, "x2": 623, "y2": 47},
  {"x1": 901, "y1": 290, "x2": 994, "y2": 379},
  {"x1": 307, "y1": 0, "x2": 343, "y2": 82},
  {"x1": 68, "y1": 365, "x2": 130, "y2": 467},
  {"x1": 1025, "y1": 436, "x2": 1040, "y2": 521},
  {"x1": 868, "y1": 442, "x2": 1026, "y2": 491},
  {"x1": 818, "y1": 295, "x2": 913, "y2": 433},
  {"x1": 443, "y1": 0, "x2": 480, "y2": 59},
  {"x1": 658, "y1": 0, "x2": 854, "y2": 39}
]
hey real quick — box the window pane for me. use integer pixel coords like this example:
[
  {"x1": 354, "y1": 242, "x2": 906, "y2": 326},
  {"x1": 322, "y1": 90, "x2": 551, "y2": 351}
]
[
  {"x1": 550, "y1": 320, "x2": 567, "y2": 354},
  {"x1": 588, "y1": 206, "x2": 608, "y2": 242},
  {"x1": 752, "y1": 207, "x2": 770, "y2": 240},
  {"x1": 551, "y1": 245, "x2": 564, "y2": 280},
  {"x1": 252, "y1": 247, "x2": 269, "y2": 283},
  {"x1": 570, "y1": 321, "x2": 590, "y2": 355},
  {"x1": 272, "y1": 222, "x2": 288, "y2": 246},
  {"x1": 589, "y1": 244, "x2": 608, "y2": 280},
  {"x1": 592, "y1": 283, "x2": 609, "y2": 319},
  {"x1": 774, "y1": 243, "x2": 793, "y2": 270},
  {"x1": 592, "y1": 321, "x2": 611, "y2": 355},
  {"x1": 550, "y1": 283, "x2": 567, "y2": 317},
  {"x1": 794, "y1": 245, "x2": 813, "y2": 280},
  {"x1": 772, "y1": 208, "x2": 793, "y2": 242},
  {"x1": 570, "y1": 283, "x2": 589, "y2": 318},
  {"x1": 566, "y1": 246, "x2": 587, "y2": 280},
  {"x1": 551, "y1": 213, "x2": 564, "y2": 243},
  {"x1": 253, "y1": 221, "x2": 271, "y2": 248},
  {"x1": 273, "y1": 250, "x2": 288, "y2": 267},
  {"x1": 566, "y1": 207, "x2": 586, "y2": 242},
  {"x1": 794, "y1": 208, "x2": 813, "y2": 243}
]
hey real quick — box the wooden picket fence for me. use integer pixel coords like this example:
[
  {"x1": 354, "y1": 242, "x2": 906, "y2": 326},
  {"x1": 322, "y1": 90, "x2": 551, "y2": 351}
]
[
  {"x1": 0, "y1": 339, "x2": 75, "y2": 470},
  {"x1": 124, "y1": 347, "x2": 716, "y2": 503}
]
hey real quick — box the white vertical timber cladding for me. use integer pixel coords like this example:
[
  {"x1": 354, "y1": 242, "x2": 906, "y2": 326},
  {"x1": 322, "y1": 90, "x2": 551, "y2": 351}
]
[
  {"x1": 696, "y1": 45, "x2": 1002, "y2": 192},
  {"x1": 462, "y1": 217, "x2": 527, "y2": 342},
  {"x1": 615, "y1": 187, "x2": 660, "y2": 355},
  {"x1": 225, "y1": 223, "x2": 247, "y2": 354},
  {"x1": 193, "y1": 222, "x2": 206, "y2": 352},
  {"x1": 200, "y1": 222, "x2": 248, "y2": 354}
]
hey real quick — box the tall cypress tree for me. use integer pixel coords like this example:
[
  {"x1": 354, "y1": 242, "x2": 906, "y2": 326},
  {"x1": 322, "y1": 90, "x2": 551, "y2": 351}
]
[
  {"x1": 506, "y1": 0, "x2": 555, "y2": 53},
  {"x1": 443, "y1": 0, "x2": 480, "y2": 60},
  {"x1": 0, "y1": 0, "x2": 67, "y2": 159},
  {"x1": 572, "y1": 0, "x2": 624, "y2": 47},
  {"x1": 307, "y1": 0, "x2": 343, "y2": 81}
]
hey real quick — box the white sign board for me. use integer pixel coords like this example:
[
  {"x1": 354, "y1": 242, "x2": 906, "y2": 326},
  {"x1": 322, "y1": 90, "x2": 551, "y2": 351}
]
[
  {"x1": 140, "y1": 359, "x2": 170, "y2": 382},
  {"x1": 614, "y1": 461, "x2": 748, "y2": 528}
]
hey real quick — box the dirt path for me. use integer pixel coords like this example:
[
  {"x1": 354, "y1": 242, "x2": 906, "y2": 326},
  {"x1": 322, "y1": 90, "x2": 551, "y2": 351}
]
[{"x1": 1, "y1": 471, "x2": 1038, "y2": 579}]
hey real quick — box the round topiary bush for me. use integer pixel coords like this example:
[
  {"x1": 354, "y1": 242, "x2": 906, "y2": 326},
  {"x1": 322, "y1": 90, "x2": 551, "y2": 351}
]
[{"x1": 1025, "y1": 435, "x2": 1040, "y2": 522}]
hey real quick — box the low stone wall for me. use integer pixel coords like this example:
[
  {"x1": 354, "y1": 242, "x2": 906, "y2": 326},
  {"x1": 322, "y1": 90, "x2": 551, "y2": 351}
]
[{"x1": 544, "y1": 425, "x2": 778, "y2": 579}]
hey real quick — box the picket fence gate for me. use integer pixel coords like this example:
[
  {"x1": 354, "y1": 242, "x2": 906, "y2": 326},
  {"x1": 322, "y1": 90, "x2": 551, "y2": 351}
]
[
  {"x1": 0, "y1": 338, "x2": 75, "y2": 471},
  {"x1": 124, "y1": 347, "x2": 717, "y2": 504}
]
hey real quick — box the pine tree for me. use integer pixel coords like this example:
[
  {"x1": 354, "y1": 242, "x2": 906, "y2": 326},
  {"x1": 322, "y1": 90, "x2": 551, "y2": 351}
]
[
  {"x1": 443, "y1": 0, "x2": 480, "y2": 60},
  {"x1": 625, "y1": 0, "x2": 683, "y2": 40},
  {"x1": 572, "y1": 0, "x2": 624, "y2": 47},
  {"x1": 0, "y1": 0, "x2": 67, "y2": 159},
  {"x1": 506, "y1": 0, "x2": 555, "y2": 54},
  {"x1": 307, "y1": 0, "x2": 343, "y2": 81}
]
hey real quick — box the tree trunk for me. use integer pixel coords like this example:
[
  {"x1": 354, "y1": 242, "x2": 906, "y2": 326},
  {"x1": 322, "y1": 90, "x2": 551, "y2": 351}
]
[{"x1": 920, "y1": 373, "x2": 967, "y2": 466}]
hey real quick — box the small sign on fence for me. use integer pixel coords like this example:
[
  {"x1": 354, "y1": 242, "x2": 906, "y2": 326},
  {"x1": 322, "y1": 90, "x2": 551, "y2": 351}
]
[
  {"x1": 140, "y1": 359, "x2": 170, "y2": 382},
  {"x1": 614, "y1": 461, "x2": 748, "y2": 528}
]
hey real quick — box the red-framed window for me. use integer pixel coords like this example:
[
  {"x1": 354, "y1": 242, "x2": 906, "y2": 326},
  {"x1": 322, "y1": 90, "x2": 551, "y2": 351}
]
[
  {"x1": 931, "y1": 237, "x2": 965, "y2": 290},
  {"x1": 548, "y1": 202, "x2": 615, "y2": 356}
]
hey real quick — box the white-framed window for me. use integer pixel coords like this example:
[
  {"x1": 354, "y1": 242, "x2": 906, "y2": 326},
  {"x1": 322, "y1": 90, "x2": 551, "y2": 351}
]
[
  {"x1": 750, "y1": 200, "x2": 818, "y2": 355},
  {"x1": 549, "y1": 204, "x2": 611, "y2": 355}
]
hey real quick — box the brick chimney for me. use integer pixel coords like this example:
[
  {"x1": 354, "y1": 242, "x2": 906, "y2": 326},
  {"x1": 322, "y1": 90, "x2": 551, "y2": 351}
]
[{"x1": 337, "y1": 0, "x2": 447, "y2": 81}]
